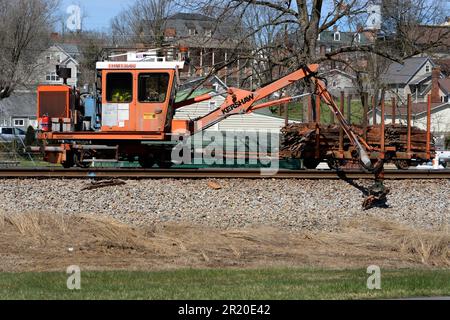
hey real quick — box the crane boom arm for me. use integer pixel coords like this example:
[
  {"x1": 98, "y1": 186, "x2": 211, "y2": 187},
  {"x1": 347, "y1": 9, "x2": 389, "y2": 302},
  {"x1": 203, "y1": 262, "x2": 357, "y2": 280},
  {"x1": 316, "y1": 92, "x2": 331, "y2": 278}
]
[{"x1": 181, "y1": 64, "x2": 374, "y2": 170}]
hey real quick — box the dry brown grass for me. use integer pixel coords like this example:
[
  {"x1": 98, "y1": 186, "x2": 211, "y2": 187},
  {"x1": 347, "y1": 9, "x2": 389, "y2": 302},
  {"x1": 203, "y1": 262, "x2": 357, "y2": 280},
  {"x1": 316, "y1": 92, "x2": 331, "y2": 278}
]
[
  {"x1": 0, "y1": 212, "x2": 448, "y2": 272},
  {"x1": 321, "y1": 218, "x2": 450, "y2": 267}
]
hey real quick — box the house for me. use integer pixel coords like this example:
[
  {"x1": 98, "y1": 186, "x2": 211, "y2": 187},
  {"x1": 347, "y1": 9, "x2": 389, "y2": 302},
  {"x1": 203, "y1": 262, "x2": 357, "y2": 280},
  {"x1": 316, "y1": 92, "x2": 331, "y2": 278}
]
[
  {"x1": 420, "y1": 76, "x2": 450, "y2": 103},
  {"x1": 35, "y1": 44, "x2": 81, "y2": 88},
  {"x1": 414, "y1": 20, "x2": 450, "y2": 59},
  {"x1": 321, "y1": 69, "x2": 358, "y2": 96},
  {"x1": 0, "y1": 93, "x2": 37, "y2": 130},
  {"x1": 380, "y1": 57, "x2": 444, "y2": 102},
  {"x1": 316, "y1": 27, "x2": 373, "y2": 59},
  {"x1": 368, "y1": 101, "x2": 450, "y2": 134},
  {"x1": 163, "y1": 13, "x2": 251, "y2": 88}
]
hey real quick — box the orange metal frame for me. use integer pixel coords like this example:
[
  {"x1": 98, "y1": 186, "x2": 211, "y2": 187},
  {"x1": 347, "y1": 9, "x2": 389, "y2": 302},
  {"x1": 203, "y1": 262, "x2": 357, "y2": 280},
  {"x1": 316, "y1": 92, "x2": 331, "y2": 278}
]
[{"x1": 37, "y1": 85, "x2": 71, "y2": 119}]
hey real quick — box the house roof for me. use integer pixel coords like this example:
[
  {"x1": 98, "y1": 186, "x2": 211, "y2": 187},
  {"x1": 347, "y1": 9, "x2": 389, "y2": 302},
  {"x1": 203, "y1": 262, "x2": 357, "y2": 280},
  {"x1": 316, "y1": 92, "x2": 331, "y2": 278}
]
[
  {"x1": 439, "y1": 78, "x2": 450, "y2": 95},
  {"x1": 0, "y1": 93, "x2": 36, "y2": 118},
  {"x1": 168, "y1": 13, "x2": 215, "y2": 22},
  {"x1": 166, "y1": 12, "x2": 238, "y2": 39},
  {"x1": 419, "y1": 77, "x2": 450, "y2": 96},
  {"x1": 381, "y1": 57, "x2": 432, "y2": 85},
  {"x1": 318, "y1": 30, "x2": 371, "y2": 45},
  {"x1": 322, "y1": 69, "x2": 356, "y2": 79},
  {"x1": 57, "y1": 43, "x2": 80, "y2": 57}
]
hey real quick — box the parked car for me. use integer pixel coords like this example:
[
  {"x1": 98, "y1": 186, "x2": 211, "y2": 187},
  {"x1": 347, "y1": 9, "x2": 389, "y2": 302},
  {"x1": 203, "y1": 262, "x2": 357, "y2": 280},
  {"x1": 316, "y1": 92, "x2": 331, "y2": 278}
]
[
  {"x1": 436, "y1": 150, "x2": 450, "y2": 168},
  {"x1": 0, "y1": 127, "x2": 26, "y2": 142}
]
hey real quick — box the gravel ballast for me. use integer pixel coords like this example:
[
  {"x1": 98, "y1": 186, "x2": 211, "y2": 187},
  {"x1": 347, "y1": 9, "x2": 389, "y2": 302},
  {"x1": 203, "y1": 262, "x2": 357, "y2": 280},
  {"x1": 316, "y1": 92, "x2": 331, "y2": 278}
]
[{"x1": 0, "y1": 179, "x2": 448, "y2": 231}]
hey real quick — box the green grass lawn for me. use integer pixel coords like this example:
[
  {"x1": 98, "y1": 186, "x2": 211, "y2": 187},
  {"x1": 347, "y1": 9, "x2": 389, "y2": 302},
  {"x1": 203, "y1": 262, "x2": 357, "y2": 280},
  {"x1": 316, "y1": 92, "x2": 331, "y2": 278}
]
[
  {"x1": 0, "y1": 268, "x2": 448, "y2": 300},
  {"x1": 272, "y1": 98, "x2": 365, "y2": 125}
]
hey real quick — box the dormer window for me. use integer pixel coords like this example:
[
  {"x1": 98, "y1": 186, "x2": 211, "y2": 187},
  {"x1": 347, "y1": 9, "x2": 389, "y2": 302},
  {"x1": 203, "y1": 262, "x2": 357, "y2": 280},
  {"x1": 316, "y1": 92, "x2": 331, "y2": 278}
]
[
  {"x1": 188, "y1": 29, "x2": 198, "y2": 36},
  {"x1": 333, "y1": 32, "x2": 340, "y2": 41}
]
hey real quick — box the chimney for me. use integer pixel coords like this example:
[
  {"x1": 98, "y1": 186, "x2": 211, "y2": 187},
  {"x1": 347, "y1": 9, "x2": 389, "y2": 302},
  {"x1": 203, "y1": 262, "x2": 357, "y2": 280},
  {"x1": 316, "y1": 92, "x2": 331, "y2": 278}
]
[
  {"x1": 50, "y1": 32, "x2": 60, "y2": 41},
  {"x1": 431, "y1": 67, "x2": 441, "y2": 103}
]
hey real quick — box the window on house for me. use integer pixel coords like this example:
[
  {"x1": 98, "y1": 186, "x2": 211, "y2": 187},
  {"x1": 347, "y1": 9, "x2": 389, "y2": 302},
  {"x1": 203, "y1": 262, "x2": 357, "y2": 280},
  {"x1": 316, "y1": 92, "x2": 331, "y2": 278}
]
[
  {"x1": 354, "y1": 33, "x2": 361, "y2": 43},
  {"x1": 317, "y1": 33, "x2": 321, "y2": 41},
  {"x1": 209, "y1": 101, "x2": 217, "y2": 111},
  {"x1": 189, "y1": 29, "x2": 198, "y2": 36},
  {"x1": 332, "y1": 81, "x2": 337, "y2": 87},
  {"x1": 45, "y1": 72, "x2": 60, "y2": 82},
  {"x1": 425, "y1": 65, "x2": 430, "y2": 72},
  {"x1": 46, "y1": 54, "x2": 52, "y2": 62},
  {"x1": 13, "y1": 119, "x2": 25, "y2": 127},
  {"x1": 205, "y1": 29, "x2": 212, "y2": 37},
  {"x1": 334, "y1": 32, "x2": 340, "y2": 41}
]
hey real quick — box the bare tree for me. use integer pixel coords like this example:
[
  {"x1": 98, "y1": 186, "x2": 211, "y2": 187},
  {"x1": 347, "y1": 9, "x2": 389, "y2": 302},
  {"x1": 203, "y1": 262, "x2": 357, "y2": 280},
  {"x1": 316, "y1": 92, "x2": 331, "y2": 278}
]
[
  {"x1": 0, "y1": 0, "x2": 59, "y2": 99},
  {"x1": 179, "y1": 1, "x2": 449, "y2": 88},
  {"x1": 111, "y1": 0, "x2": 174, "y2": 47}
]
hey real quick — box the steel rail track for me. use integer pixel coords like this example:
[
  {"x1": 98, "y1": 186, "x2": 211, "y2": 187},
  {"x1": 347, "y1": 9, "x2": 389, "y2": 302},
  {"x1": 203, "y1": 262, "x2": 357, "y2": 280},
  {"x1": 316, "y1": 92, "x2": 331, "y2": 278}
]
[{"x1": 0, "y1": 168, "x2": 449, "y2": 179}]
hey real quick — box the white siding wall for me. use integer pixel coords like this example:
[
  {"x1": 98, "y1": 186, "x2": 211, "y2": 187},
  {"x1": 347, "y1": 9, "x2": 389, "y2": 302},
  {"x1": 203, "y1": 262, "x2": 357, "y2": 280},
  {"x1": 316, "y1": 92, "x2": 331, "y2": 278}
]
[
  {"x1": 370, "y1": 105, "x2": 450, "y2": 133},
  {"x1": 174, "y1": 95, "x2": 288, "y2": 133}
]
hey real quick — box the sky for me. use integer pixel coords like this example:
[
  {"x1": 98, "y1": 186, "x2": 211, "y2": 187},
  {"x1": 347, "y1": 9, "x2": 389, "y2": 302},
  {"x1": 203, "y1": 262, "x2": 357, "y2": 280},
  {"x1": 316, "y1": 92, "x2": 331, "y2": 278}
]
[
  {"x1": 60, "y1": 0, "x2": 136, "y2": 31},
  {"x1": 60, "y1": 0, "x2": 450, "y2": 32}
]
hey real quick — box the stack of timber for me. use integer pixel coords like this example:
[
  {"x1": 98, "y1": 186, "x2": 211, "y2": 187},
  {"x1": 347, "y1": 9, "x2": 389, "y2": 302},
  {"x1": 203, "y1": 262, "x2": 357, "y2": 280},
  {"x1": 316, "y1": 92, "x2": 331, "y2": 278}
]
[{"x1": 280, "y1": 123, "x2": 434, "y2": 159}]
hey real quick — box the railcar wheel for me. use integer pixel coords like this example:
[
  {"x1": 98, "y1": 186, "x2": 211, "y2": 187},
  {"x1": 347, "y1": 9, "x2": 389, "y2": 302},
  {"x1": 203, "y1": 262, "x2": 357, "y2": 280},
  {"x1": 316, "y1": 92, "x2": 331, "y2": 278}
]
[
  {"x1": 394, "y1": 160, "x2": 411, "y2": 170},
  {"x1": 303, "y1": 158, "x2": 321, "y2": 169},
  {"x1": 74, "y1": 152, "x2": 90, "y2": 168},
  {"x1": 62, "y1": 152, "x2": 75, "y2": 168},
  {"x1": 156, "y1": 151, "x2": 173, "y2": 168},
  {"x1": 326, "y1": 158, "x2": 346, "y2": 170},
  {"x1": 138, "y1": 155, "x2": 155, "y2": 168}
]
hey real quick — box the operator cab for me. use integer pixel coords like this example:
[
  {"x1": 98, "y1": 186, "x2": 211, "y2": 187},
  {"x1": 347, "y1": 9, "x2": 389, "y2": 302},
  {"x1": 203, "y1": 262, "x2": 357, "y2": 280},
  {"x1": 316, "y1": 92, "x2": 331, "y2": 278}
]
[{"x1": 96, "y1": 57, "x2": 185, "y2": 135}]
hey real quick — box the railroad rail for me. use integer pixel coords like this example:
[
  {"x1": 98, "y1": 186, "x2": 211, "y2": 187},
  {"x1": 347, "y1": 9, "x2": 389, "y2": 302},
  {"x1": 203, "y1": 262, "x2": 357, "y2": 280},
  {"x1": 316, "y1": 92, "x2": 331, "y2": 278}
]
[{"x1": 0, "y1": 168, "x2": 449, "y2": 179}]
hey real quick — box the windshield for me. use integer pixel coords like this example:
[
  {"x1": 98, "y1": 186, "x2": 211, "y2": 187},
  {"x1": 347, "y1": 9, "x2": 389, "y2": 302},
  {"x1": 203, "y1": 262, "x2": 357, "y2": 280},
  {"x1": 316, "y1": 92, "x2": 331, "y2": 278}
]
[{"x1": 138, "y1": 73, "x2": 170, "y2": 103}]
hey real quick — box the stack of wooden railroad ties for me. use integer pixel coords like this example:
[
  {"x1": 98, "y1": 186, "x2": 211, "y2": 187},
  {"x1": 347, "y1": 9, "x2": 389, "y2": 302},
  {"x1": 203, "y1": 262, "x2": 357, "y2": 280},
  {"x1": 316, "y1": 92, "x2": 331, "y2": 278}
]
[{"x1": 280, "y1": 92, "x2": 435, "y2": 171}]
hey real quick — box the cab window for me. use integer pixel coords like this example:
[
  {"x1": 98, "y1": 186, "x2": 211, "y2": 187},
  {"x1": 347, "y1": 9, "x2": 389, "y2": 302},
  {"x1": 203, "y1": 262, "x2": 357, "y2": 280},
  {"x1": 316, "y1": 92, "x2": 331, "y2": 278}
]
[
  {"x1": 138, "y1": 73, "x2": 170, "y2": 103},
  {"x1": 106, "y1": 73, "x2": 133, "y2": 103}
]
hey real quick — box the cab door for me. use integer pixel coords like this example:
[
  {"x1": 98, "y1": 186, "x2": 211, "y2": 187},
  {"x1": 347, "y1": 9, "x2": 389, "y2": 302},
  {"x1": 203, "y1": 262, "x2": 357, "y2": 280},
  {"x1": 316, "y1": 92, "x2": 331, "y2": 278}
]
[{"x1": 135, "y1": 70, "x2": 174, "y2": 133}]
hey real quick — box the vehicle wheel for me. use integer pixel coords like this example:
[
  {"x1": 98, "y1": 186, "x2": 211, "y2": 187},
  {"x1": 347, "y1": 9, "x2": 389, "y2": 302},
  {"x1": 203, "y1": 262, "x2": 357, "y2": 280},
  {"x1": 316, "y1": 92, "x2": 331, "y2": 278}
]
[
  {"x1": 303, "y1": 158, "x2": 320, "y2": 169},
  {"x1": 62, "y1": 152, "x2": 75, "y2": 168},
  {"x1": 156, "y1": 150, "x2": 173, "y2": 168},
  {"x1": 157, "y1": 160, "x2": 173, "y2": 169},
  {"x1": 74, "y1": 152, "x2": 90, "y2": 168},
  {"x1": 394, "y1": 160, "x2": 410, "y2": 170},
  {"x1": 138, "y1": 155, "x2": 155, "y2": 168},
  {"x1": 326, "y1": 158, "x2": 346, "y2": 170}
]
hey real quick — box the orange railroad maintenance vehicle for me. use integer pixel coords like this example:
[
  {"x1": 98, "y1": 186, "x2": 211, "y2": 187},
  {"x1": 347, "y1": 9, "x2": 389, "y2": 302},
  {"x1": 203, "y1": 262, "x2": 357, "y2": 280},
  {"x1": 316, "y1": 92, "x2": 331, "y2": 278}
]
[{"x1": 36, "y1": 51, "x2": 423, "y2": 173}]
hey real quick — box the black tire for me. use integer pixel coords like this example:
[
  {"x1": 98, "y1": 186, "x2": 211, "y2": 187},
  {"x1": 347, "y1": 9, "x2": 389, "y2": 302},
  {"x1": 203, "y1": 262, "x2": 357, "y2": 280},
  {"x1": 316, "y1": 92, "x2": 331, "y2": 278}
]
[
  {"x1": 155, "y1": 149, "x2": 173, "y2": 168},
  {"x1": 326, "y1": 158, "x2": 345, "y2": 170},
  {"x1": 74, "y1": 152, "x2": 90, "y2": 168},
  {"x1": 62, "y1": 152, "x2": 74, "y2": 168},
  {"x1": 303, "y1": 158, "x2": 321, "y2": 169},
  {"x1": 138, "y1": 155, "x2": 155, "y2": 168},
  {"x1": 394, "y1": 160, "x2": 411, "y2": 170}
]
